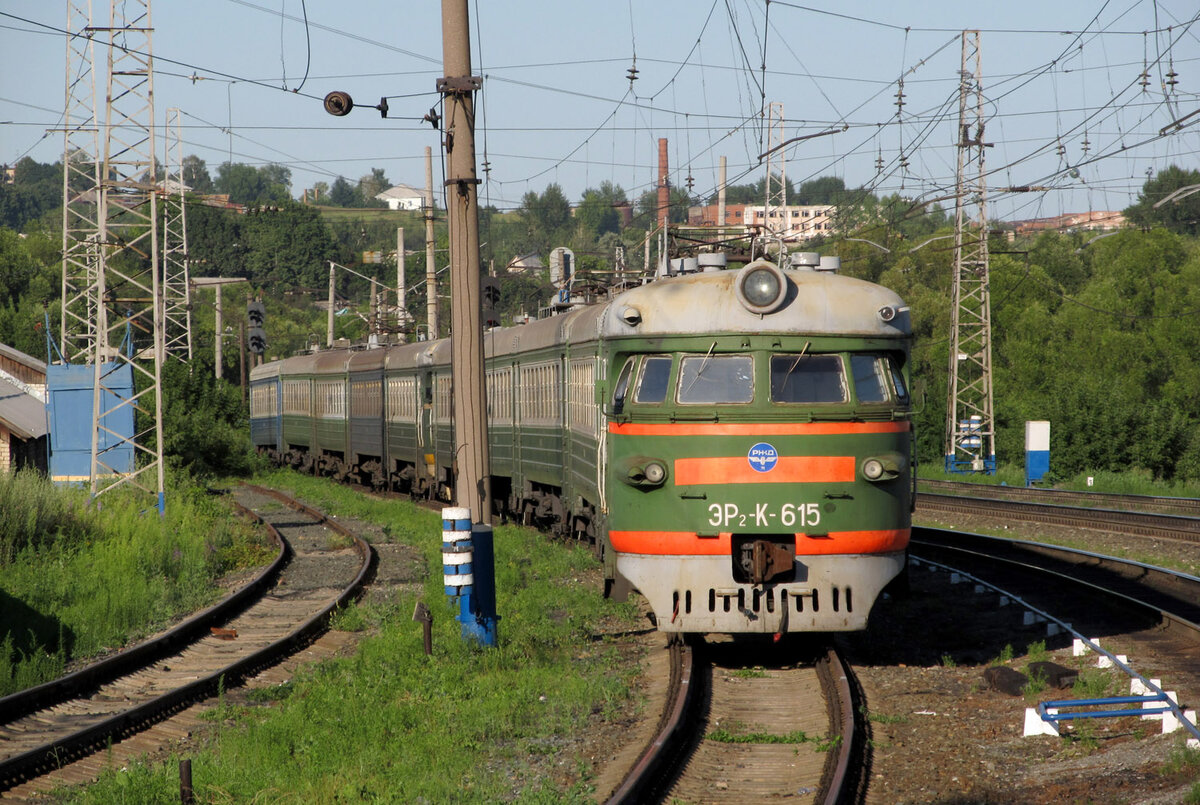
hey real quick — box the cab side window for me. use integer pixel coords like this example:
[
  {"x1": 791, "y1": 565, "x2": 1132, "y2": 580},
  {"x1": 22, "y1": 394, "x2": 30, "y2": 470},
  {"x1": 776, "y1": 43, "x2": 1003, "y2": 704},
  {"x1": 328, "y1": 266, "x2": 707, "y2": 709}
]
[
  {"x1": 634, "y1": 356, "x2": 672, "y2": 404},
  {"x1": 611, "y1": 357, "x2": 635, "y2": 415},
  {"x1": 850, "y1": 355, "x2": 888, "y2": 404}
]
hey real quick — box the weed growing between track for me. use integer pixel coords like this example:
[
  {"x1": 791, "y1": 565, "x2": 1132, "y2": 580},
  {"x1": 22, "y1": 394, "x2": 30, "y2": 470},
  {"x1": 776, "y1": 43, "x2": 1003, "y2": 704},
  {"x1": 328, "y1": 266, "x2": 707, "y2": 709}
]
[
  {"x1": 66, "y1": 470, "x2": 644, "y2": 803},
  {"x1": 0, "y1": 471, "x2": 273, "y2": 697}
]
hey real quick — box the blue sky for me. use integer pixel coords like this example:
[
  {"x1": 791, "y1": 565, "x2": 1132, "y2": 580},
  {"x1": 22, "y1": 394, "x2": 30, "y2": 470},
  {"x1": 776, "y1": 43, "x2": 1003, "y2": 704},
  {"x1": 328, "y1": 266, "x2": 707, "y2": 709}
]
[{"x1": 2, "y1": 1, "x2": 1198, "y2": 221}]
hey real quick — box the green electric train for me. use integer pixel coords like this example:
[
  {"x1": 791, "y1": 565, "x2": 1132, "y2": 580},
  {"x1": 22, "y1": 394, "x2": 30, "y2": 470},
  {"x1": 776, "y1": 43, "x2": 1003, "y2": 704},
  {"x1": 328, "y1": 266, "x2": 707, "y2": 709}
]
[{"x1": 250, "y1": 253, "x2": 914, "y2": 634}]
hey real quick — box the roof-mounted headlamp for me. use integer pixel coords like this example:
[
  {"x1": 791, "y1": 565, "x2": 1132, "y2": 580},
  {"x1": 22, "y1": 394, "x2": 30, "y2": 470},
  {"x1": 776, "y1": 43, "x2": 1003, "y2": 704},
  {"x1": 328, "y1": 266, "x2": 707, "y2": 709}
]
[{"x1": 735, "y1": 259, "x2": 789, "y2": 314}]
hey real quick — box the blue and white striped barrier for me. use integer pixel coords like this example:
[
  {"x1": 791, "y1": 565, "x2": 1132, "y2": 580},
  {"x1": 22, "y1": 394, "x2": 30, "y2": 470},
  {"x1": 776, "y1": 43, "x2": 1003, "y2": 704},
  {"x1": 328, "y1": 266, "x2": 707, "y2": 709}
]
[
  {"x1": 441, "y1": 507, "x2": 499, "y2": 647},
  {"x1": 442, "y1": 506, "x2": 474, "y2": 596}
]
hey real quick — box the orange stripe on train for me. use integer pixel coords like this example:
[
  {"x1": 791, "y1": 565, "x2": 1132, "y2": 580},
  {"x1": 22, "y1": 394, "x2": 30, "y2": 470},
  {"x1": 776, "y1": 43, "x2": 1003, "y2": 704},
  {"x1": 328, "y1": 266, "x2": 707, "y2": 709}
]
[
  {"x1": 609, "y1": 529, "x2": 910, "y2": 556},
  {"x1": 673, "y1": 455, "x2": 855, "y2": 485},
  {"x1": 608, "y1": 421, "x2": 910, "y2": 436}
]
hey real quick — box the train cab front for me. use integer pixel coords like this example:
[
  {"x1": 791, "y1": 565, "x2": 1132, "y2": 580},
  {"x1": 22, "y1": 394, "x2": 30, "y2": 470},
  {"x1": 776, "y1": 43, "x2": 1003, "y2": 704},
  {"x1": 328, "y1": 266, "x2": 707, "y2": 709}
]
[{"x1": 601, "y1": 259, "x2": 914, "y2": 634}]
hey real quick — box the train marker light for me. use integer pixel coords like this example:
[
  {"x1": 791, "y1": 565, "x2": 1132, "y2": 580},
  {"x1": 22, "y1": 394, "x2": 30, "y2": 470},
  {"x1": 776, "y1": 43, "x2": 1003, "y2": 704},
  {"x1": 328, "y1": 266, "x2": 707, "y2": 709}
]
[
  {"x1": 618, "y1": 455, "x2": 669, "y2": 488},
  {"x1": 735, "y1": 260, "x2": 788, "y2": 314}
]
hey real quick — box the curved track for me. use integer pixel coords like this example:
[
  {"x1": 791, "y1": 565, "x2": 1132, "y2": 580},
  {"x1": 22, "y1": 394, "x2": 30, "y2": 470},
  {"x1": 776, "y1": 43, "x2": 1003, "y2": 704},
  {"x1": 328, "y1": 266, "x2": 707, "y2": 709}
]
[
  {"x1": 911, "y1": 526, "x2": 1200, "y2": 635},
  {"x1": 608, "y1": 640, "x2": 860, "y2": 804},
  {"x1": 0, "y1": 484, "x2": 374, "y2": 795}
]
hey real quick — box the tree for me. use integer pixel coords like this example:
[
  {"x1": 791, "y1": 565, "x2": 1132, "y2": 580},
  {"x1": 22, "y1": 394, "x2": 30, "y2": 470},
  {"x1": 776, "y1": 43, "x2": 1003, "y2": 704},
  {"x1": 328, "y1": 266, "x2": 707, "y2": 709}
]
[
  {"x1": 359, "y1": 168, "x2": 390, "y2": 206},
  {"x1": 1124, "y1": 165, "x2": 1200, "y2": 235},
  {"x1": 576, "y1": 188, "x2": 620, "y2": 236},
  {"x1": 329, "y1": 176, "x2": 360, "y2": 207},
  {"x1": 519, "y1": 183, "x2": 572, "y2": 252},
  {"x1": 796, "y1": 176, "x2": 846, "y2": 205},
  {"x1": 214, "y1": 162, "x2": 290, "y2": 206},
  {"x1": 0, "y1": 158, "x2": 61, "y2": 232},
  {"x1": 181, "y1": 155, "x2": 213, "y2": 193},
  {"x1": 635, "y1": 186, "x2": 693, "y2": 225}
]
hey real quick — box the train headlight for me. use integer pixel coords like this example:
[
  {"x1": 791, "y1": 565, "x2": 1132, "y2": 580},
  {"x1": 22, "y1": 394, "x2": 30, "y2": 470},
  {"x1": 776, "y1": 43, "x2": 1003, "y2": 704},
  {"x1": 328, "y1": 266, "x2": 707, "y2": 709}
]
[
  {"x1": 618, "y1": 455, "x2": 669, "y2": 488},
  {"x1": 862, "y1": 458, "x2": 885, "y2": 481},
  {"x1": 735, "y1": 260, "x2": 789, "y2": 314},
  {"x1": 861, "y1": 453, "x2": 906, "y2": 482}
]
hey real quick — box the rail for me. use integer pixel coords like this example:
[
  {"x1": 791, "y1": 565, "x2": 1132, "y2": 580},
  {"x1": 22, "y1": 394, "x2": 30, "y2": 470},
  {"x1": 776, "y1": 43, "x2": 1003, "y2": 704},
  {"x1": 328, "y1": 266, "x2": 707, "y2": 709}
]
[{"x1": 0, "y1": 485, "x2": 375, "y2": 792}]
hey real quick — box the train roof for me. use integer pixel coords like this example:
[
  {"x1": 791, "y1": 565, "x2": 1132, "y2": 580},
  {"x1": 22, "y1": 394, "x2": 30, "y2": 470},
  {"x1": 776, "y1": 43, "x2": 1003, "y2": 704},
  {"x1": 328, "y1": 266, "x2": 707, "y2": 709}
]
[
  {"x1": 598, "y1": 266, "x2": 910, "y2": 340},
  {"x1": 250, "y1": 352, "x2": 312, "y2": 381},
  {"x1": 347, "y1": 347, "x2": 386, "y2": 372}
]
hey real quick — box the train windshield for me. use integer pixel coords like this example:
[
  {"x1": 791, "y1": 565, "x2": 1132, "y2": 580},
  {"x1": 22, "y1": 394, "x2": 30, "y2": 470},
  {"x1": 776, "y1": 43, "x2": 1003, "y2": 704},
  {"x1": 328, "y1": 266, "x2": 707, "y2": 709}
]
[
  {"x1": 770, "y1": 354, "x2": 846, "y2": 403},
  {"x1": 677, "y1": 355, "x2": 753, "y2": 404}
]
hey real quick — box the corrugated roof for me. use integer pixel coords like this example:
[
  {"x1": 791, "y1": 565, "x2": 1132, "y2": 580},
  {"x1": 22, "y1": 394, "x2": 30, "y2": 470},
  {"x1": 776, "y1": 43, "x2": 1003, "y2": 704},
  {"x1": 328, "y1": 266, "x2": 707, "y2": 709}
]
[{"x1": 0, "y1": 377, "x2": 47, "y2": 440}]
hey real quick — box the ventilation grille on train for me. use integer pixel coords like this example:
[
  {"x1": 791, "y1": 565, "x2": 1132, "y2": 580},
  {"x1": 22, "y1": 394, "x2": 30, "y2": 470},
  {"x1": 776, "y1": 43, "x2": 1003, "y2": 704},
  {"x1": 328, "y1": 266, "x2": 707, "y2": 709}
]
[{"x1": 671, "y1": 586, "x2": 853, "y2": 616}]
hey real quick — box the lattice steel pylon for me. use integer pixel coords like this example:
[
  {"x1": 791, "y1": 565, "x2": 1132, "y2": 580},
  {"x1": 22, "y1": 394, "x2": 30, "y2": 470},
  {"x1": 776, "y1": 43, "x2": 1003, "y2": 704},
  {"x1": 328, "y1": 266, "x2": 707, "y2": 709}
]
[
  {"x1": 944, "y1": 30, "x2": 996, "y2": 474},
  {"x1": 162, "y1": 107, "x2": 193, "y2": 362},
  {"x1": 59, "y1": 0, "x2": 103, "y2": 365},
  {"x1": 90, "y1": 0, "x2": 166, "y2": 509},
  {"x1": 764, "y1": 101, "x2": 787, "y2": 239}
]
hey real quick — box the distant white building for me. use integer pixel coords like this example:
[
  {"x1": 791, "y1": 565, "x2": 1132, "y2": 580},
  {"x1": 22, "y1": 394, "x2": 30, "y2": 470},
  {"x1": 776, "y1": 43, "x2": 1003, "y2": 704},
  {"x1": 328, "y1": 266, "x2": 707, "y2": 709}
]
[{"x1": 375, "y1": 184, "x2": 423, "y2": 211}]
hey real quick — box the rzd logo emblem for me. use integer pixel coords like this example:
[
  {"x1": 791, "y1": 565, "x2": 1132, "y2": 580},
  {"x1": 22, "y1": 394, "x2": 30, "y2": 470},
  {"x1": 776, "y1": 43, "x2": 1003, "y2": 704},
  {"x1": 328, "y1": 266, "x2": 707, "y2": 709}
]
[{"x1": 748, "y1": 442, "x2": 778, "y2": 473}]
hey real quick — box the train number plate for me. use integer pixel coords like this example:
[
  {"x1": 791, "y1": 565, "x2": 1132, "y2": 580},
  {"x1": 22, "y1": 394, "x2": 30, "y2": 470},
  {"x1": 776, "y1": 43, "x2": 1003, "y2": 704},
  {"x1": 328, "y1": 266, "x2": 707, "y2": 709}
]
[{"x1": 707, "y1": 502, "x2": 820, "y2": 528}]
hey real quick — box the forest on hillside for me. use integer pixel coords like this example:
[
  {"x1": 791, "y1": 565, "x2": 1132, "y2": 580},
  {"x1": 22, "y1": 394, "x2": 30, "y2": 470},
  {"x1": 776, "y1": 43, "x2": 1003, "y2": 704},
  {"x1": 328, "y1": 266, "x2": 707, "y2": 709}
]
[{"x1": 2, "y1": 155, "x2": 1200, "y2": 484}]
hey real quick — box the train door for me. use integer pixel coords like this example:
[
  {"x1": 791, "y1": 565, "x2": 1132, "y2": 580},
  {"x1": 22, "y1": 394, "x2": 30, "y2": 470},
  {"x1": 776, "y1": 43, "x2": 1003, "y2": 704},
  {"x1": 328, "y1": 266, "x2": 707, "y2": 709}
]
[{"x1": 416, "y1": 370, "x2": 432, "y2": 492}]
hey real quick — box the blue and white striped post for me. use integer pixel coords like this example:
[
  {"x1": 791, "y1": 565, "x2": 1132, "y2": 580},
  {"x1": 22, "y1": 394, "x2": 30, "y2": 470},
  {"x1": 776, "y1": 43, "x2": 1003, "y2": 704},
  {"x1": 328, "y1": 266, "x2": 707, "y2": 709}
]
[{"x1": 441, "y1": 507, "x2": 499, "y2": 647}]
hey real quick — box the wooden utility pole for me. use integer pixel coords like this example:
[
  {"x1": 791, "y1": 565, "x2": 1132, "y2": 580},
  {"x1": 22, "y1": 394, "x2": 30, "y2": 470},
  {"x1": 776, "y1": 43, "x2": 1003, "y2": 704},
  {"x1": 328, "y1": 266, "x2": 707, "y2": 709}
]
[
  {"x1": 440, "y1": 0, "x2": 491, "y2": 523},
  {"x1": 425, "y1": 146, "x2": 439, "y2": 337}
]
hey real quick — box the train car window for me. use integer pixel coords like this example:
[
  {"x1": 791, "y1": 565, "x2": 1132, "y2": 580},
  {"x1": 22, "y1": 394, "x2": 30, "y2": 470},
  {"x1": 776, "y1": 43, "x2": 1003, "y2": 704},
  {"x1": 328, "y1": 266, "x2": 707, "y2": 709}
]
[
  {"x1": 888, "y1": 355, "x2": 910, "y2": 404},
  {"x1": 678, "y1": 355, "x2": 753, "y2": 404},
  {"x1": 850, "y1": 355, "x2": 888, "y2": 403},
  {"x1": 634, "y1": 356, "x2": 673, "y2": 403},
  {"x1": 770, "y1": 354, "x2": 847, "y2": 403},
  {"x1": 611, "y1": 357, "x2": 635, "y2": 414}
]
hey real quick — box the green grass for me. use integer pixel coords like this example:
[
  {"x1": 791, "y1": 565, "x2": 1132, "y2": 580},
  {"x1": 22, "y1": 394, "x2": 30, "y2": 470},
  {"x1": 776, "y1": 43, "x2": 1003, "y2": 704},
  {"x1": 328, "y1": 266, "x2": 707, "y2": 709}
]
[
  {"x1": 64, "y1": 471, "x2": 644, "y2": 803},
  {"x1": 1025, "y1": 640, "x2": 1049, "y2": 664},
  {"x1": 989, "y1": 644, "x2": 1014, "y2": 666},
  {"x1": 730, "y1": 667, "x2": 768, "y2": 679},
  {"x1": 707, "y1": 728, "x2": 830, "y2": 747},
  {"x1": 0, "y1": 472, "x2": 272, "y2": 697},
  {"x1": 1071, "y1": 669, "x2": 1117, "y2": 699}
]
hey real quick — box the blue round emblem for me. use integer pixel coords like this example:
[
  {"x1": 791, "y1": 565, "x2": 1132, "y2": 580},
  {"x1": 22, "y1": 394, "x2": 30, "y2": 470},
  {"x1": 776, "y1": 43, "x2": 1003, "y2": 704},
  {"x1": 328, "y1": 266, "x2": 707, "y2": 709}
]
[{"x1": 747, "y1": 442, "x2": 778, "y2": 473}]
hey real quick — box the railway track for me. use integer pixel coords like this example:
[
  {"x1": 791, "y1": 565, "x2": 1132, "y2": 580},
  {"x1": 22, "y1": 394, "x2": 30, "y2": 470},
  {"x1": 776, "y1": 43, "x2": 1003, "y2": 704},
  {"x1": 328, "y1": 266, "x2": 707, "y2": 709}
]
[
  {"x1": 0, "y1": 484, "x2": 374, "y2": 797},
  {"x1": 919, "y1": 478, "x2": 1200, "y2": 518},
  {"x1": 608, "y1": 639, "x2": 860, "y2": 804},
  {"x1": 916, "y1": 490, "x2": 1200, "y2": 544},
  {"x1": 909, "y1": 526, "x2": 1200, "y2": 745},
  {"x1": 910, "y1": 526, "x2": 1200, "y2": 637}
]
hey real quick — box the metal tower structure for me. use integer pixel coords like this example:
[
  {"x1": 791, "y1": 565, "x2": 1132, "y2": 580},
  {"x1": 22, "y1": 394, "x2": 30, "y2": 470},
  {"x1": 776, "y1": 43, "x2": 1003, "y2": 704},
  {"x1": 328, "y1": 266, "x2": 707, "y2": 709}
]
[
  {"x1": 59, "y1": 0, "x2": 103, "y2": 365},
  {"x1": 944, "y1": 30, "x2": 996, "y2": 474},
  {"x1": 764, "y1": 102, "x2": 787, "y2": 238},
  {"x1": 91, "y1": 0, "x2": 166, "y2": 508},
  {"x1": 162, "y1": 107, "x2": 193, "y2": 362}
]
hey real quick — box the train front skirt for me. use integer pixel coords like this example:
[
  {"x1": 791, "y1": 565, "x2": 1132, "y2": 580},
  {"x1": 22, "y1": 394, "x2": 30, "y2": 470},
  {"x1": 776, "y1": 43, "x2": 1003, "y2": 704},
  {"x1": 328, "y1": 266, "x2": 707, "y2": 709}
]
[{"x1": 616, "y1": 551, "x2": 906, "y2": 633}]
